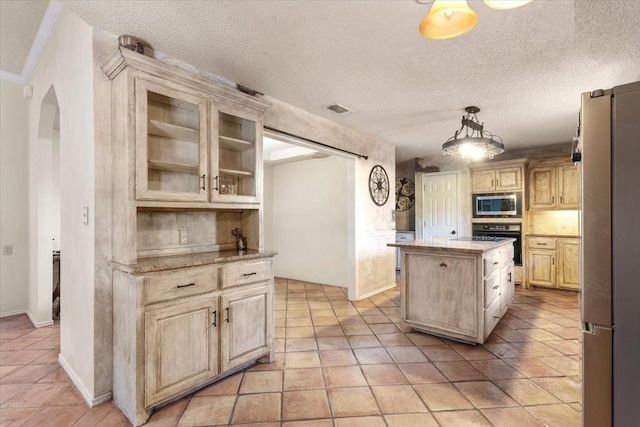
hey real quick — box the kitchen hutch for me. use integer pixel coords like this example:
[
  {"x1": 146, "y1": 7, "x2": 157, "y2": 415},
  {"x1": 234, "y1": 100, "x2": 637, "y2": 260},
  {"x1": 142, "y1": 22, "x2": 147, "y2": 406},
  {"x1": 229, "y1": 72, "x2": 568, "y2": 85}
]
[{"x1": 102, "y1": 47, "x2": 276, "y2": 425}]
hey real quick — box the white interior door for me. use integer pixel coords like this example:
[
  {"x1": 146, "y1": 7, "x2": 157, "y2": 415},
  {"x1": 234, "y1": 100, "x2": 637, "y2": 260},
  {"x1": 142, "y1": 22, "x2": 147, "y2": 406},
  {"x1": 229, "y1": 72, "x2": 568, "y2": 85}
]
[{"x1": 416, "y1": 172, "x2": 459, "y2": 238}]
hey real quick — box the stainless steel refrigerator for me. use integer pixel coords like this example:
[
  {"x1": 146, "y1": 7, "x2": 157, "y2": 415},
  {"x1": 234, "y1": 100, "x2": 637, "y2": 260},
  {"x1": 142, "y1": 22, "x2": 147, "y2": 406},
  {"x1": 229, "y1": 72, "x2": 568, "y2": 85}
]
[{"x1": 580, "y1": 81, "x2": 640, "y2": 427}]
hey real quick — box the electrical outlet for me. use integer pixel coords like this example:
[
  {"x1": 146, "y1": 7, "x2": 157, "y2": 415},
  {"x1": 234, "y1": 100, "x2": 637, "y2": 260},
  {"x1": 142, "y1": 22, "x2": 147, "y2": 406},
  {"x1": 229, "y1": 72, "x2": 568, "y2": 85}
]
[
  {"x1": 2, "y1": 245, "x2": 13, "y2": 256},
  {"x1": 179, "y1": 228, "x2": 189, "y2": 245}
]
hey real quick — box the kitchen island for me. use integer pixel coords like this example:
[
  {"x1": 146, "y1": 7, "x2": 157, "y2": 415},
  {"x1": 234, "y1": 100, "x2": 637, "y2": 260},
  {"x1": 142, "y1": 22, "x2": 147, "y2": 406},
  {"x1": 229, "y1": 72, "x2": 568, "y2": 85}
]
[{"x1": 388, "y1": 237, "x2": 515, "y2": 344}]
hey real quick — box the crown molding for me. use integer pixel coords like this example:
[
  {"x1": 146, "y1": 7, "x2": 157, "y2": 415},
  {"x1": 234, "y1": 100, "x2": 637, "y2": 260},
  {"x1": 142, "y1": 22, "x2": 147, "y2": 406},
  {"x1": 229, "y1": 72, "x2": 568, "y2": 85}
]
[{"x1": 0, "y1": 1, "x2": 63, "y2": 85}]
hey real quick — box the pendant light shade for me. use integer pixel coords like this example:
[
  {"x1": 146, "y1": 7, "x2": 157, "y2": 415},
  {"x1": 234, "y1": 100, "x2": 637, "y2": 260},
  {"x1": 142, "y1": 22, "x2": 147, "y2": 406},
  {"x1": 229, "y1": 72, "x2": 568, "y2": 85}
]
[
  {"x1": 419, "y1": 0, "x2": 478, "y2": 40},
  {"x1": 483, "y1": 0, "x2": 533, "y2": 10}
]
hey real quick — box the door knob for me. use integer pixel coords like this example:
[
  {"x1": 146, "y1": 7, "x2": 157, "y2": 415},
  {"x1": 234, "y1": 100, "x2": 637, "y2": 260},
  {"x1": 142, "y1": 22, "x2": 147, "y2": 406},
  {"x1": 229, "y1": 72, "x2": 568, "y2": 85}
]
[{"x1": 451, "y1": 230, "x2": 456, "y2": 235}]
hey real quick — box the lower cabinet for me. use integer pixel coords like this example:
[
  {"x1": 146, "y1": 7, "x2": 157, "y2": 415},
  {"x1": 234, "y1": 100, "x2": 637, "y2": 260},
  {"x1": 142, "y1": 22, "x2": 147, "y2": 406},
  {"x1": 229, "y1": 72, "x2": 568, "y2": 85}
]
[
  {"x1": 527, "y1": 237, "x2": 580, "y2": 290},
  {"x1": 112, "y1": 256, "x2": 275, "y2": 426},
  {"x1": 145, "y1": 297, "x2": 218, "y2": 408},
  {"x1": 222, "y1": 284, "x2": 272, "y2": 371}
]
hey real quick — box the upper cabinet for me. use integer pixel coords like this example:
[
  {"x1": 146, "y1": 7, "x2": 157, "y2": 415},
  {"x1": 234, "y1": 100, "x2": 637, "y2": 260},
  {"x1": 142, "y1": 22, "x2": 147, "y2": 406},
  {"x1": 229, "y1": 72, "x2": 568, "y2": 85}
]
[
  {"x1": 470, "y1": 163, "x2": 525, "y2": 193},
  {"x1": 136, "y1": 79, "x2": 209, "y2": 202},
  {"x1": 528, "y1": 159, "x2": 580, "y2": 210},
  {"x1": 103, "y1": 47, "x2": 270, "y2": 206}
]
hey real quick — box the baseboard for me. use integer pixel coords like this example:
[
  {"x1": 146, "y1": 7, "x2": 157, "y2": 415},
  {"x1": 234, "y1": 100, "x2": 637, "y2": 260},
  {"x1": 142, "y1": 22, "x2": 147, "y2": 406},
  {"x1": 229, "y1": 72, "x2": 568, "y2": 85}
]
[
  {"x1": 26, "y1": 310, "x2": 54, "y2": 328},
  {"x1": 0, "y1": 309, "x2": 26, "y2": 318},
  {"x1": 59, "y1": 354, "x2": 112, "y2": 407},
  {"x1": 354, "y1": 282, "x2": 397, "y2": 301}
]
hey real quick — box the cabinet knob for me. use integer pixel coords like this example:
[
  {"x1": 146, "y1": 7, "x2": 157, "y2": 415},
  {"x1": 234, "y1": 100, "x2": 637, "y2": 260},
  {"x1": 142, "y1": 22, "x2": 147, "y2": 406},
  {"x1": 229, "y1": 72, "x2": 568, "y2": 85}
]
[{"x1": 439, "y1": 262, "x2": 447, "y2": 269}]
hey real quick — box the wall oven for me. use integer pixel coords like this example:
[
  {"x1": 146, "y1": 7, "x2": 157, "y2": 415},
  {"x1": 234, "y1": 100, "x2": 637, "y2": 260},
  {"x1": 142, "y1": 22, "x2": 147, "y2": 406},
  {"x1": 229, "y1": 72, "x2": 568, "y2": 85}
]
[
  {"x1": 473, "y1": 193, "x2": 522, "y2": 218},
  {"x1": 472, "y1": 223, "x2": 522, "y2": 266}
]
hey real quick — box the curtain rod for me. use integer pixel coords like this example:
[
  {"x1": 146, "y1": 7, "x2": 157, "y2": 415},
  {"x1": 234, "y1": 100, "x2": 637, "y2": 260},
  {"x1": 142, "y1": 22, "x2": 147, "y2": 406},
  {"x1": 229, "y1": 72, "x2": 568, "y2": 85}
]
[{"x1": 263, "y1": 126, "x2": 368, "y2": 160}]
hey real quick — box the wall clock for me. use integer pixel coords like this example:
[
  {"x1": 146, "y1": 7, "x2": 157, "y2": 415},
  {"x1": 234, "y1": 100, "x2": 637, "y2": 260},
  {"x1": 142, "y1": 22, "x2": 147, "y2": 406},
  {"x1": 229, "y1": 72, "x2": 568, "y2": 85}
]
[
  {"x1": 369, "y1": 165, "x2": 390, "y2": 206},
  {"x1": 395, "y1": 177, "x2": 415, "y2": 212}
]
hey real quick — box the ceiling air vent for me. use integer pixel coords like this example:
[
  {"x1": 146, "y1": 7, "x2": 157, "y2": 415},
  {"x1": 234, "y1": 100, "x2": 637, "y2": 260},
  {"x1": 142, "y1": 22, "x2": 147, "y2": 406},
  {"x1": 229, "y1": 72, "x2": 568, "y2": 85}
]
[{"x1": 325, "y1": 104, "x2": 353, "y2": 115}]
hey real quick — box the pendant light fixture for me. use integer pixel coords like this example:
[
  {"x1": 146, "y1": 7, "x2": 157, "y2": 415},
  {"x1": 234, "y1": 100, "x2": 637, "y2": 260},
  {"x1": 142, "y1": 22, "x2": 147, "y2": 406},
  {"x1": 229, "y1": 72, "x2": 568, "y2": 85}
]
[
  {"x1": 442, "y1": 106, "x2": 505, "y2": 160},
  {"x1": 419, "y1": 0, "x2": 533, "y2": 40}
]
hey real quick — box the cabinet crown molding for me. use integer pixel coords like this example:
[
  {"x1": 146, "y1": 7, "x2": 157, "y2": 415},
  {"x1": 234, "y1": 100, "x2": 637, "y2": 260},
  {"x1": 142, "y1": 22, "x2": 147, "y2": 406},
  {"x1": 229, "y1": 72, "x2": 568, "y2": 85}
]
[
  {"x1": 101, "y1": 47, "x2": 271, "y2": 113},
  {"x1": 468, "y1": 158, "x2": 529, "y2": 170}
]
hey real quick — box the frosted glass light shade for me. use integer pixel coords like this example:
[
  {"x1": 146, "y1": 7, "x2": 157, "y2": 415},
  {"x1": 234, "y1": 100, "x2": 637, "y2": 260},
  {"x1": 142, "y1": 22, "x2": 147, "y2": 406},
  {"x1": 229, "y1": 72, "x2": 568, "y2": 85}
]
[
  {"x1": 483, "y1": 0, "x2": 533, "y2": 10},
  {"x1": 419, "y1": 0, "x2": 478, "y2": 40}
]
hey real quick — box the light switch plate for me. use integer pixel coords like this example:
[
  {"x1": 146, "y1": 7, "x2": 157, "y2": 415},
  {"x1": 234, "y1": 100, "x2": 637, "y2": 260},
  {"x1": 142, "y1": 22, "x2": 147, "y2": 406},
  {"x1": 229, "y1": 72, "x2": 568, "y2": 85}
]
[{"x1": 179, "y1": 228, "x2": 189, "y2": 245}]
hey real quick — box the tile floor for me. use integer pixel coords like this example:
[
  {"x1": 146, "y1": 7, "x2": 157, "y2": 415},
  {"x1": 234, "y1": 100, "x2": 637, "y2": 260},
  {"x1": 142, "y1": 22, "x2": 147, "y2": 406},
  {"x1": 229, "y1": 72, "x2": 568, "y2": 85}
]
[{"x1": 0, "y1": 278, "x2": 582, "y2": 426}]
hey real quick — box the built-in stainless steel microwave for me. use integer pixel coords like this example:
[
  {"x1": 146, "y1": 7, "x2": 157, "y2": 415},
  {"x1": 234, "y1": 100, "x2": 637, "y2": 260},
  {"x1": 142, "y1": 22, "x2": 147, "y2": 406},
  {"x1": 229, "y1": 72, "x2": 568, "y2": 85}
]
[{"x1": 473, "y1": 193, "x2": 522, "y2": 218}]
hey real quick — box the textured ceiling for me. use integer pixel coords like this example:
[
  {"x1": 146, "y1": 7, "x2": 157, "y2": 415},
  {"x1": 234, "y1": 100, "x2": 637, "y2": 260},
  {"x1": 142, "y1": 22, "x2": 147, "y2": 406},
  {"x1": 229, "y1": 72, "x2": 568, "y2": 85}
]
[
  {"x1": 8, "y1": 1, "x2": 640, "y2": 161},
  {"x1": 0, "y1": 1, "x2": 48, "y2": 73}
]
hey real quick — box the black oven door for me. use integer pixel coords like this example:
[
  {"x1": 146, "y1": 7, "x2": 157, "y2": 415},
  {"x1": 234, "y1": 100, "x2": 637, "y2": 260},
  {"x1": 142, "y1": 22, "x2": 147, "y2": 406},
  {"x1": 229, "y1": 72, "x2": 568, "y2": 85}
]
[{"x1": 473, "y1": 230, "x2": 522, "y2": 266}]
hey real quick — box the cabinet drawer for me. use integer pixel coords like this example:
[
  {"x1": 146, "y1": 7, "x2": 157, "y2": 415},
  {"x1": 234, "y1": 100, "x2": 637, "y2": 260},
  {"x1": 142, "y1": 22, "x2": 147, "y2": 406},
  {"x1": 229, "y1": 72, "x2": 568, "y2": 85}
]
[
  {"x1": 145, "y1": 267, "x2": 219, "y2": 305},
  {"x1": 396, "y1": 233, "x2": 415, "y2": 242},
  {"x1": 484, "y1": 270, "x2": 501, "y2": 308},
  {"x1": 527, "y1": 237, "x2": 556, "y2": 250},
  {"x1": 222, "y1": 260, "x2": 272, "y2": 289},
  {"x1": 484, "y1": 246, "x2": 513, "y2": 276},
  {"x1": 484, "y1": 297, "x2": 501, "y2": 339}
]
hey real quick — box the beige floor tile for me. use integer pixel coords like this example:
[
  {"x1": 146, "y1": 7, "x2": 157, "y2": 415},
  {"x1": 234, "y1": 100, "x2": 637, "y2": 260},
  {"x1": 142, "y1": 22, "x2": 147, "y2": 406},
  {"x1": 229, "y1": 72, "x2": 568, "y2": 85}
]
[
  {"x1": 433, "y1": 361, "x2": 487, "y2": 382},
  {"x1": 371, "y1": 385, "x2": 427, "y2": 414},
  {"x1": 511, "y1": 340, "x2": 563, "y2": 357},
  {"x1": 230, "y1": 393, "x2": 281, "y2": 424},
  {"x1": 286, "y1": 337, "x2": 318, "y2": 352},
  {"x1": 532, "y1": 377, "x2": 581, "y2": 403},
  {"x1": 353, "y1": 347, "x2": 393, "y2": 365},
  {"x1": 249, "y1": 353, "x2": 285, "y2": 371},
  {"x1": 287, "y1": 317, "x2": 313, "y2": 327},
  {"x1": 384, "y1": 413, "x2": 439, "y2": 427},
  {"x1": 494, "y1": 379, "x2": 561, "y2": 405},
  {"x1": 22, "y1": 405, "x2": 87, "y2": 427},
  {"x1": 342, "y1": 324, "x2": 373, "y2": 335},
  {"x1": 285, "y1": 351, "x2": 321, "y2": 369},
  {"x1": 323, "y1": 365, "x2": 367, "y2": 388},
  {"x1": 504, "y1": 357, "x2": 563, "y2": 378},
  {"x1": 454, "y1": 381, "x2": 518, "y2": 409},
  {"x1": 377, "y1": 334, "x2": 413, "y2": 347},
  {"x1": 419, "y1": 345, "x2": 464, "y2": 362},
  {"x1": 329, "y1": 387, "x2": 380, "y2": 417},
  {"x1": 492, "y1": 329, "x2": 536, "y2": 342},
  {"x1": 74, "y1": 401, "x2": 121, "y2": 427},
  {"x1": 451, "y1": 344, "x2": 497, "y2": 361},
  {"x1": 283, "y1": 368, "x2": 325, "y2": 390},
  {"x1": 178, "y1": 395, "x2": 236, "y2": 426},
  {"x1": 357, "y1": 307, "x2": 384, "y2": 316},
  {"x1": 347, "y1": 335, "x2": 381, "y2": 349},
  {"x1": 0, "y1": 407, "x2": 41, "y2": 427},
  {"x1": 369, "y1": 323, "x2": 401, "y2": 334},
  {"x1": 320, "y1": 349, "x2": 357, "y2": 366},
  {"x1": 287, "y1": 310, "x2": 311, "y2": 319},
  {"x1": 282, "y1": 389, "x2": 331, "y2": 420},
  {"x1": 283, "y1": 419, "x2": 334, "y2": 427},
  {"x1": 526, "y1": 403, "x2": 581, "y2": 427},
  {"x1": 413, "y1": 383, "x2": 474, "y2": 411},
  {"x1": 0, "y1": 363, "x2": 59, "y2": 384},
  {"x1": 143, "y1": 399, "x2": 188, "y2": 427},
  {"x1": 239, "y1": 370, "x2": 283, "y2": 394},
  {"x1": 334, "y1": 416, "x2": 386, "y2": 427},
  {"x1": 313, "y1": 316, "x2": 340, "y2": 326},
  {"x1": 469, "y1": 359, "x2": 526, "y2": 380},
  {"x1": 317, "y1": 336, "x2": 350, "y2": 350},
  {"x1": 0, "y1": 383, "x2": 28, "y2": 404},
  {"x1": 538, "y1": 356, "x2": 581, "y2": 376},
  {"x1": 483, "y1": 343, "x2": 528, "y2": 359},
  {"x1": 314, "y1": 325, "x2": 346, "y2": 337},
  {"x1": 311, "y1": 309, "x2": 336, "y2": 318},
  {"x1": 405, "y1": 332, "x2": 443, "y2": 346},
  {"x1": 37, "y1": 366, "x2": 72, "y2": 383},
  {"x1": 481, "y1": 407, "x2": 545, "y2": 427},
  {"x1": 361, "y1": 364, "x2": 408, "y2": 385},
  {"x1": 386, "y1": 346, "x2": 428, "y2": 363},
  {"x1": 432, "y1": 409, "x2": 492, "y2": 426},
  {"x1": 2, "y1": 382, "x2": 66, "y2": 407},
  {"x1": 544, "y1": 339, "x2": 581, "y2": 355},
  {"x1": 286, "y1": 326, "x2": 316, "y2": 338},
  {"x1": 363, "y1": 315, "x2": 391, "y2": 324},
  {"x1": 397, "y1": 362, "x2": 448, "y2": 384}
]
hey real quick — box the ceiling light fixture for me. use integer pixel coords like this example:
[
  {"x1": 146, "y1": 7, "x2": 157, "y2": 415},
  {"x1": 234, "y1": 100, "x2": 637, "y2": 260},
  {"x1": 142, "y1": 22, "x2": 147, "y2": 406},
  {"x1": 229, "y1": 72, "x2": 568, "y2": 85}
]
[
  {"x1": 418, "y1": 0, "x2": 533, "y2": 40},
  {"x1": 442, "y1": 106, "x2": 505, "y2": 160}
]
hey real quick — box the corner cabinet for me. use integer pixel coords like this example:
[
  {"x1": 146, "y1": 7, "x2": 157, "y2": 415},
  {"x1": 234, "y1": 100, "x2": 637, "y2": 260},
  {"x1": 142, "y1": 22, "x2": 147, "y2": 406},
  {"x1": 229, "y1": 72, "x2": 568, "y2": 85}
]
[{"x1": 528, "y1": 159, "x2": 580, "y2": 210}]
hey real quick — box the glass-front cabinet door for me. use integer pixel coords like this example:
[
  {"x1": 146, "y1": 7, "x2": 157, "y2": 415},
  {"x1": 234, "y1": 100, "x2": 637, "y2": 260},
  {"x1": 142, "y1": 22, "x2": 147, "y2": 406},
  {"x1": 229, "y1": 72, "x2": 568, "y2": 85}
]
[
  {"x1": 211, "y1": 106, "x2": 262, "y2": 204},
  {"x1": 135, "y1": 78, "x2": 208, "y2": 202}
]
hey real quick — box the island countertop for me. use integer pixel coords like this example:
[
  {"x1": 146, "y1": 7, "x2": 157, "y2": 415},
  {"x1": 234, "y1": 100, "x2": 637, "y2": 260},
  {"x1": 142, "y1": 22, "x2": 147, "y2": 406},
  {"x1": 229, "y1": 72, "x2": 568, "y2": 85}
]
[{"x1": 388, "y1": 236, "x2": 515, "y2": 254}]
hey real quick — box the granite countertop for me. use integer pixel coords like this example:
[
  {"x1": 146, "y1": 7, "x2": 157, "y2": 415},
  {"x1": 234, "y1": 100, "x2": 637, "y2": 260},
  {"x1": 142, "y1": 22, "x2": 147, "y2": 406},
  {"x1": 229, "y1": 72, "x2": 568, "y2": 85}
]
[
  {"x1": 113, "y1": 249, "x2": 278, "y2": 274},
  {"x1": 388, "y1": 237, "x2": 515, "y2": 254}
]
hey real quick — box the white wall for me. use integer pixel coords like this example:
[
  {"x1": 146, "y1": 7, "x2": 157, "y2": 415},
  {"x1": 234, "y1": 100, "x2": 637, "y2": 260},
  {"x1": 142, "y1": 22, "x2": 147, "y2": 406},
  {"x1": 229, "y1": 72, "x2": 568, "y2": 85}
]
[
  {"x1": 26, "y1": 8, "x2": 101, "y2": 403},
  {"x1": 269, "y1": 156, "x2": 350, "y2": 286},
  {"x1": 0, "y1": 80, "x2": 30, "y2": 316}
]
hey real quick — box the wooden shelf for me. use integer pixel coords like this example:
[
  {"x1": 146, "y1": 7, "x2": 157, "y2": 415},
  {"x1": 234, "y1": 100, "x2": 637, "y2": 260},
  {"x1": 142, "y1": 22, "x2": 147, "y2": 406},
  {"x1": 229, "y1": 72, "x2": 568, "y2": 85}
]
[
  {"x1": 219, "y1": 135, "x2": 254, "y2": 151},
  {"x1": 149, "y1": 120, "x2": 199, "y2": 142},
  {"x1": 219, "y1": 168, "x2": 254, "y2": 177},
  {"x1": 148, "y1": 160, "x2": 199, "y2": 174}
]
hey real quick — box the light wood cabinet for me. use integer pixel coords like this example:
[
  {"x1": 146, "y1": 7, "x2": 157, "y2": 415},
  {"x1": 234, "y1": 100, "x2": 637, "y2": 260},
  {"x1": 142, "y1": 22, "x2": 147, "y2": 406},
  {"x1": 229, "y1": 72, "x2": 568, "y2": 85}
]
[
  {"x1": 528, "y1": 159, "x2": 580, "y2": 210},
  {"x1": 222, "y1": 284, "x2": 272, "y2": 371},
  {"x1": 526, "y1": 237, "x2": 580, "y2": 290},
  {"x1": 145, "y1": 297, "x2": 218, "y2": 407},
  {"x1": 471, "y1": 166, "x2": 523, "y2": 193},
  {"x1": 399, "y1": 241, "x2": 514, "y2": 344}
]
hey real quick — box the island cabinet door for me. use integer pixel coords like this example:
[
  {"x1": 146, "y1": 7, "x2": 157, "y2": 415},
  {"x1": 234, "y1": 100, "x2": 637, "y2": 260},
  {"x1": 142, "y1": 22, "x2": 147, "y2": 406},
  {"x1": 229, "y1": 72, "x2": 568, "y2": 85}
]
[
  {"x1": 500, "y1": 261, "x2": 515, "y2": 314},
  {"x1": 145, "y1": 297, "x2": 218, "y2": 408},
  {"x1": 404, "y1": 254, "x2": 478, "y2": 339},
  {"x1": 221, "y1": 284, "x2": 272, "y2": 372}
]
